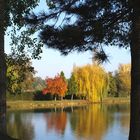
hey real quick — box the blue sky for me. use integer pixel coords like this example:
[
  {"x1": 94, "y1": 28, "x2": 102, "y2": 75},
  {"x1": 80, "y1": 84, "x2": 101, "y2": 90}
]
[
  {"x1": 5, "y1": 0, "x2": 131, "y2": 79},
  {"x1": 31, "y1": 46, "x2": 130, "y2": 79}
]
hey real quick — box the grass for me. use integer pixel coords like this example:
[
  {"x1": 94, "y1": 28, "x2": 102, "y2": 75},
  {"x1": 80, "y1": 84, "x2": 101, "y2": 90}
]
[
  {"x1": 7, "y1": 97, "x2": 130, "y2": 110},
  {"x1": 7, "y1": 100, "x2": 90, "y2": 110},
  {"x1": 103, "y1": 97, "x2": 130, "y2": 104}
]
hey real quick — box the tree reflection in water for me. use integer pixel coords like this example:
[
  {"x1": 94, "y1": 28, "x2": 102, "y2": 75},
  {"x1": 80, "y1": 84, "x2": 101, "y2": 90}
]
[
  {"x1": 7, "y1": 111, "x2": 34, "y2": 140},
  {"x1": 6, "y1": 104, "x2": 130, "y2": 140},
  {"x1": 69, "y1": 105, "x2": 110, "y2": 140},
  {"x1": 70, "y1": 104, "x2": 129, "y2": 140},
  {"x1": 44, "y1": 109, "x2": 67, "y2": 135}
]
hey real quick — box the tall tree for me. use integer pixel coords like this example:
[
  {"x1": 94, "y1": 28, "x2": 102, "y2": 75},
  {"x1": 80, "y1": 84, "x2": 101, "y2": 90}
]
[
  {"x1": 25, "y1": 0, "x2": 139, "y2": 139},
  {"x1": 0, "y1": 0, "x2": 40, "y2": 137},
  {"x1": 60, "y1": 71, "x2": 67, "y2": 82},
  {"x1": 0, "y1": 0, "x2": 7, "y2": 134},
  {"x1": 107, "y1": 72, "x2": 118, "y2": 97},
  {"x1": 68, "y1": 72, "x2": 78, "y2": 100}
]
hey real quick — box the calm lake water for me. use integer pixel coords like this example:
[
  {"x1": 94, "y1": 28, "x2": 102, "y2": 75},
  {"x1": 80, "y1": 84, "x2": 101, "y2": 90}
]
[{"x1": 7, "y1": 104, "x2": 130, "y2": 140}]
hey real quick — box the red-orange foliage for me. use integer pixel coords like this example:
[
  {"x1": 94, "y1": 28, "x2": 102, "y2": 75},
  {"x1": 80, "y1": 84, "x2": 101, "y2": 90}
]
[{"x1": 43, "y1": 74, "x2": 67, "y2": 97}]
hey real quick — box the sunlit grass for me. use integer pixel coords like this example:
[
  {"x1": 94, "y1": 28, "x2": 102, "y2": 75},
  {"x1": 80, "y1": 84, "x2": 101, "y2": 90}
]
[
  {"x1": 7, "y1": 100, "x2": 89, "y2": 110},
  {"x1": 7, "y1": 97, "x2": 130, "y2": 110},
  {"x1": 103, "y1": 97, "x2": 130, "y2": 104}
]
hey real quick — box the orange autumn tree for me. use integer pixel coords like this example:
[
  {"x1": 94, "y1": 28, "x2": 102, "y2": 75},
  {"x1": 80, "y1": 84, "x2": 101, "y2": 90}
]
[{"x1": 43, "y1": 74, "x2": 67, "y2": 100}]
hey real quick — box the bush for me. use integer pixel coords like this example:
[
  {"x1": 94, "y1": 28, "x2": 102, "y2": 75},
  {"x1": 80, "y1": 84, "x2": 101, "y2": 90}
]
[
  {"x1": 64, "y1": 94, "x2": 81, "y2": 100},
  {"x1": 6, "y1": 92, "x2": 34, "y2": 101},
  {"x1": 33, "y1": 91, "x2": 53, "y2": 100}
]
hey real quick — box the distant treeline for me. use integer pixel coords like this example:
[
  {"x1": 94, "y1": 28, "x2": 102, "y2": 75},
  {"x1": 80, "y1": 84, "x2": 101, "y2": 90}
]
[
  {"x1": 67, "y1": 63, "x2": 131, "y2": 102},
  {"x1": 7, "y1": 54, "x2": 131, "y2": 102}
]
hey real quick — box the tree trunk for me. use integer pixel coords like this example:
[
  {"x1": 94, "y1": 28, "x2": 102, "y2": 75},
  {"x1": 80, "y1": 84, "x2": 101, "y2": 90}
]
[
  {"x1": 71, "y1": 94, "x2": 73, "y2": 100},
  {"x1": 61, "y1": 96, "x2": 63, "y2": 100},
  {"x1": 54, "y1": 95, "x2": 57, "y2": 101},
  {"x1": 129, "y1": 1, "x2": 140, "y2": 139},
  {"x1": 0, "y1": 0, "x2": 7, "y2": 134}
]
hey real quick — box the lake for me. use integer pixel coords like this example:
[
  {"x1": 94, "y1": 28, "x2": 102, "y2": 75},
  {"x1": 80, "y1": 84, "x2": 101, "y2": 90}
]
[{"x1": 7, "y1": 103, "x2": 130, "y2": 140}]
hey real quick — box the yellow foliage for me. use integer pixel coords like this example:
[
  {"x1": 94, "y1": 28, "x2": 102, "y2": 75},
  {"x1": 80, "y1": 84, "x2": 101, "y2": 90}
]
[
  {"x1": 73, "y1": 63, "x2": 108, "y2": 102},
  {"x1": 117, "y1": 64, "x2": 131, "y2": 96}
]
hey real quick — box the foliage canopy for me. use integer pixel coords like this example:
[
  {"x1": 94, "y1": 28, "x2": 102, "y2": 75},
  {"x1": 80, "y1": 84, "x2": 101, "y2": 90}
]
[{"x1": 25, "y1": 0, "x2": 132, "y2": 61}]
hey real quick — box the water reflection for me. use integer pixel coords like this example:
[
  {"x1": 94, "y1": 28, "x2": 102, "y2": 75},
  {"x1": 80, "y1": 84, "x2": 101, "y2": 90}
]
[
  {"x1": 7, "y1": 104, "x2": 130, "y2": 140},
  {"x1": 7, "y1": 111, "x2": 34, "y2": 140},
  {"x1": 107, "y1": 104, "x2": 130, "y2": 134},
  {"x1": 70, "y1": 105, "x2": 113, "y2": 140},
  {"x1": 44, "y1": 111, "x2": 67, "y2": 135}
]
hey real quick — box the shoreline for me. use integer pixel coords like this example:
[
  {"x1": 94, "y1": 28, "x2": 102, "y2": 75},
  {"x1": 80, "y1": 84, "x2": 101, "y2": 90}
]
[
  {"x1": 7, "y1": 98, "x2": 130, "y2": 110},
  {"x1": 7, "y1": 100, "x2": 90, "y2": 110}
]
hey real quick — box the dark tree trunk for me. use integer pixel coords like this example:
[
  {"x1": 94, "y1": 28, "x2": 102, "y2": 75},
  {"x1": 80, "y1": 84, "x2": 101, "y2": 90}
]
[
  {"x1": 0, "y1": 0, "x2": 7, "y2": 134},
  {"x1": 0, "y1": 33, "x2": 7, "y2": 134},
  {"x1": 129, "y1": 1, "x2": 140, "y2": 139}
]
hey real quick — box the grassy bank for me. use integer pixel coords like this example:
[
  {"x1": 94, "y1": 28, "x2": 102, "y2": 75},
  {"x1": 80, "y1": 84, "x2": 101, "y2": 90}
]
[
  {"x1": 103, "y1": 97, "x2": 130, "y2": 104},
  {"x1": 7, "y1": 100, "x2": 90, "y2": 110},
  {"x1": 7, "y1": 97, "x2": 130, "y2": 110}
]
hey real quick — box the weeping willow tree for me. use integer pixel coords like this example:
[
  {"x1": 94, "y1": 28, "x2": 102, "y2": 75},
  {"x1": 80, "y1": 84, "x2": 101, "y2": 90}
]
[
  {"x1": 73, "y1": 63, "x2": 108, "y2": 102},
  {"x1": 73, "y1": 66, "x2": 89, "y2": 99}
]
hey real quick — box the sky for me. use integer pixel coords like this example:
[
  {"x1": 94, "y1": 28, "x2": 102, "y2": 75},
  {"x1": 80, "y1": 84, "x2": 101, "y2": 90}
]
[
  {"x1": 31, "y1": 47, "x2": 130, "y2": 79},
  {"x1": 5, "y1": 0, "x2": 131, "y2": 79}
]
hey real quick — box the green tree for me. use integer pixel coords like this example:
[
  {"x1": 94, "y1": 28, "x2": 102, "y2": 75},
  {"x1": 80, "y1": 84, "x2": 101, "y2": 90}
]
[
  {"x1": 60, "y1": 71, "x2": 66, "y2": 82},
  {"x1": 68, "y1": 73, "x2": 78, "y2": 100},
  {"x1": 107, "y1": 72, "x2": 118, "y2": 97},
  {"x1": 6, "y1": 54, "x2": 35, "y2": 94},
  {"x1": 24, "y1": 0, "x2": 139, "y2": 139}
]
